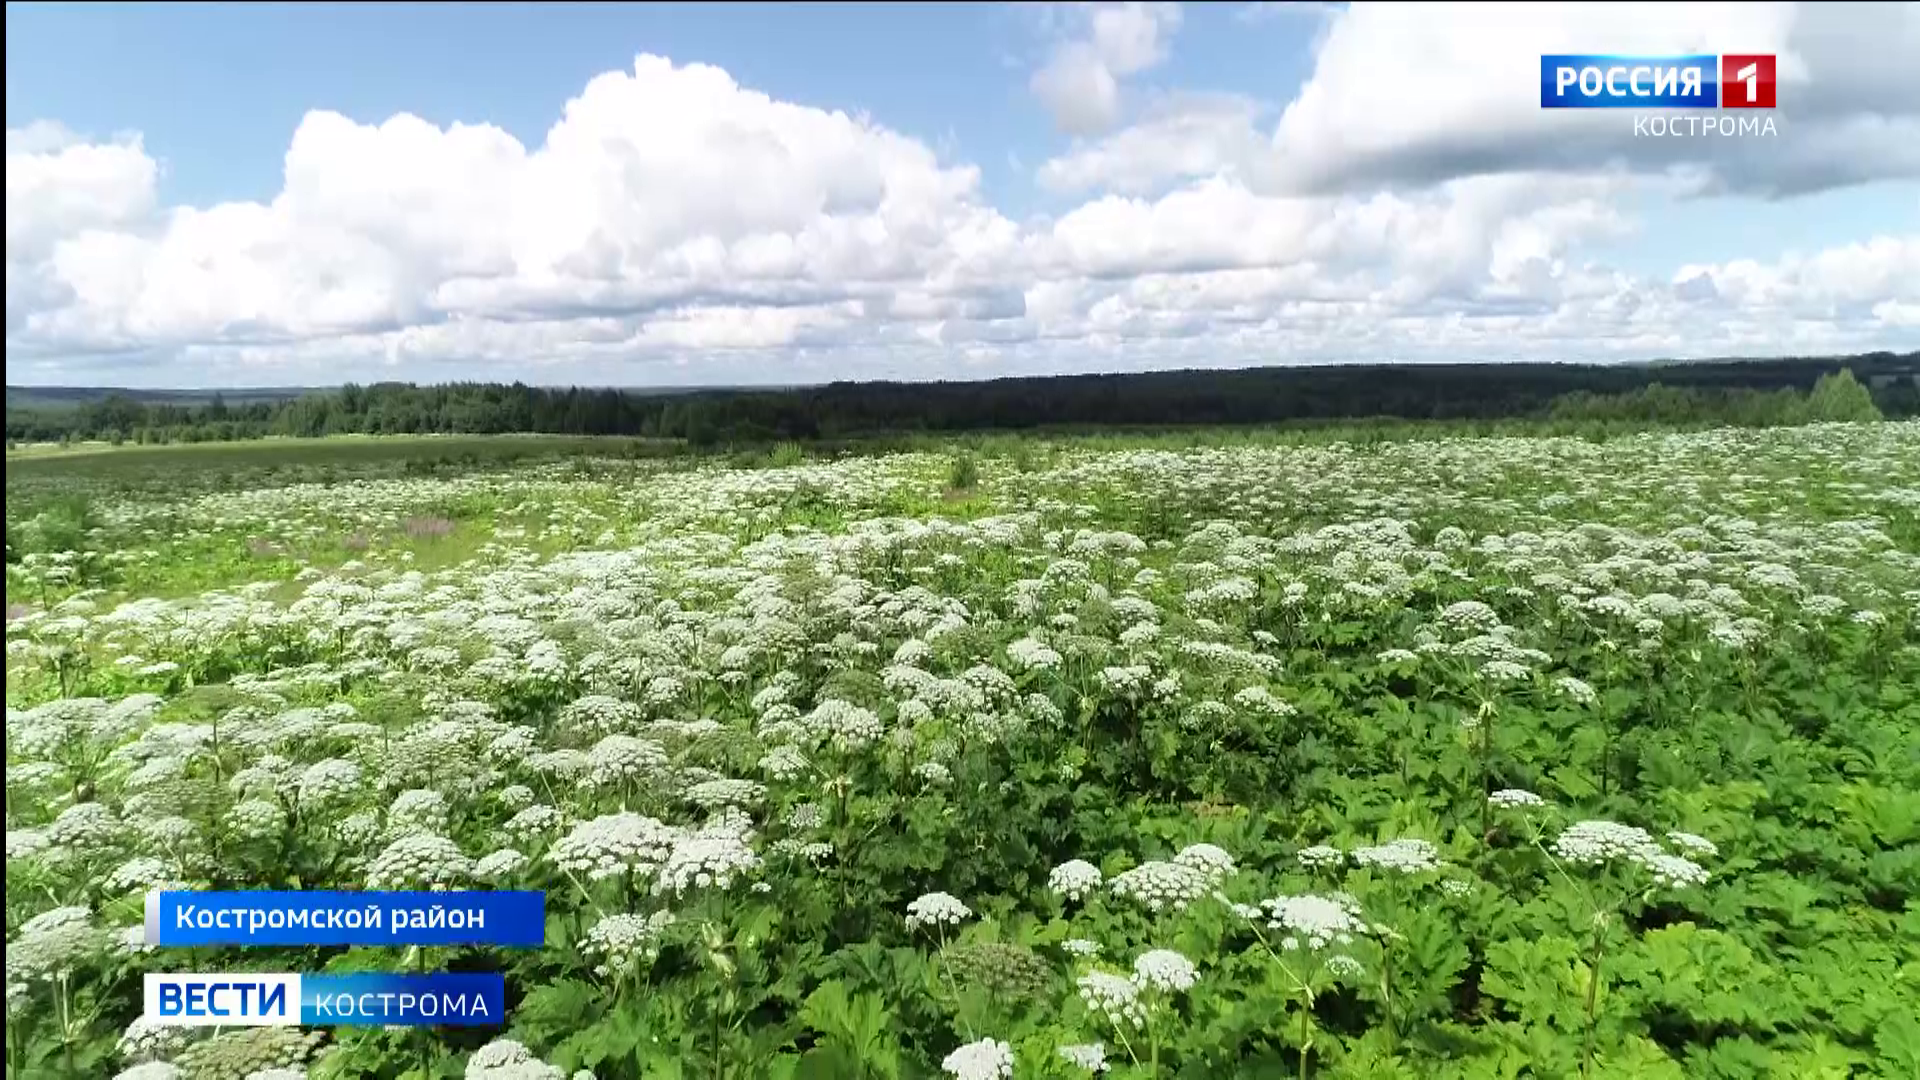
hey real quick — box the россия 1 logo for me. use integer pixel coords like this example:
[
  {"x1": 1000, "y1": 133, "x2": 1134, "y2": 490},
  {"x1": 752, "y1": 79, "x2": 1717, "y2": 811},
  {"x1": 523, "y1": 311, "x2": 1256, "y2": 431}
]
[{"x1": 1539, "y1": 54, "x2": 1777, "y2": 137}]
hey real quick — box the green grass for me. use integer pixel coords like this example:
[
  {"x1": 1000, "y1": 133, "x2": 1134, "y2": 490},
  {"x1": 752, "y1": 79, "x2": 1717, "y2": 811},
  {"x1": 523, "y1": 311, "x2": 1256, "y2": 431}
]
[{"x1": 4, "y1": 433, "x2": 678, "y2": 475}]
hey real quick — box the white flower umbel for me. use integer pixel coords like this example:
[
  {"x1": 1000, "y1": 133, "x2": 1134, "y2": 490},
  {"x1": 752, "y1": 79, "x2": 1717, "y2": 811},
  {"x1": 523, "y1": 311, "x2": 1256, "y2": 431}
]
[
  {"x1": 1350, "y1": 838, "x2": 1444, "y2": 875},
  {"x1": 799, "y1": 699, "x2": 885, "y2": 752},
  {"x1": 1325, "y1": 954, "x2": 1366, "y2": 980},
  {"x1": 365, "y1": 833, "x2": 472, "y2": 890},
  {"x1": 1489, "y1": 788, "x2": 1547, "y2": 809},
  {"x1": 905, "y1": 892, "x2": 972, "y2": 933},
  {"x1": 585, "y1": 734, "x2": 669, "y2": 788},
  {"x1": 1297, "y1": 845, "x2": 1345, "y2": 871},
  {"x1": 1131, "y1": 949, "x2": 1198, "y2": 993},
  {"x1": 758, "y1": 745, "x2": 811, "y2": 781},
  {"x1": 1666, "y1": 831, "x2": 1718, "y2": 856},
  {"x1": 783, "y1": 802, "x2": 826, "y2": 831},
  {"x1": 684, "y1": 778, "x2": 766, "y2": 810},
  {"x1": 549, "y1": 812, "x2": 682, "y2": 882},
  {"x1": 584, "y1": 911, "x2": 676, "y2": 977},
  {"x1": 1059, "y1": 1042, "x2": 1109, "y2": 1072},
  {"x1": 1172, "y1": 843, "x2": 1236, "y2": 883},
  {"x1": 465, "y1": 1036, "x2": 568, "y2": 1079},
  {"x1": 1641, "y1": 852, "x2": 1711, "y2": 889},
  {"x1": 296, "y1": 758, "x2": 362, "y2": 809},
  {"x1": 1259, "y1": 894, "x2": 1371, "y2": 952},
  {"x1": 1077, "y1": 970, "x2": 1146, "y2": 1029},
  {"x1": 9, "y1": 906, "x2": 102, "y2": 984},
  {"x1": 1108, "y1": 861, "x2": 1211, "y2": 913},
  {"x1": 1049, "y1": 859, "x2": 1103, "y2": 902},
  {"x1": 117, "y1": 1014, "x2": 188, "y2": 1063},
  {"x1": 1062, "y1": 938, "x2": 1101, "y2": 958},
  {"x1": 474, "y1": 849, "x2": 529, "y2": 880},
  {"x1": 1552, "y1": 821, "x2": 1662, "y2": 866},
  {"x1": 941, "y1": 1037, "x2": 1014, "y2": 1080},
  {"x1": 653, "y1": 832, "x2": 761, "y2": 896}
]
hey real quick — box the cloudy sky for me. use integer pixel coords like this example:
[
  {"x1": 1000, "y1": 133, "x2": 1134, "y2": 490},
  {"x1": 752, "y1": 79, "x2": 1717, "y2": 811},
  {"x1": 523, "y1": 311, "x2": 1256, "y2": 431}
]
[{"x1": 6, "y1": 1, "x2": 1918, "y2": 389}]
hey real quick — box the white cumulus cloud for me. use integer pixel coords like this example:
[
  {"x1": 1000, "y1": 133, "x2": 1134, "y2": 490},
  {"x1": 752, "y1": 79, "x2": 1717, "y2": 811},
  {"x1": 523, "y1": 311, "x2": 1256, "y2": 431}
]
[
  {"x1": 4, "y1": 25, "x2": 1916, "y2": 387},
  {"x1": 1030, "y1": 3, "x2": 1184, "y2": 135}
]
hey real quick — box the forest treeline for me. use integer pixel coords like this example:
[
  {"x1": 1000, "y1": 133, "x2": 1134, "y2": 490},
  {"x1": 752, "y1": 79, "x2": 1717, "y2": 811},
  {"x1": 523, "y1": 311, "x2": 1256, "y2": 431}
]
[{"x1": 7, "y1": 352, "x2": 1913, "y2": 447}]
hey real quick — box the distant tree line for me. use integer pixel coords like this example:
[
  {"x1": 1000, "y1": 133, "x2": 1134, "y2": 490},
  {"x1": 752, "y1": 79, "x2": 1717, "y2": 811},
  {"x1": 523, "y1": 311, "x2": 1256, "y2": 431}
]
[{"x1": 6, "y1": 352, "x2": 1912, "y2": 447}]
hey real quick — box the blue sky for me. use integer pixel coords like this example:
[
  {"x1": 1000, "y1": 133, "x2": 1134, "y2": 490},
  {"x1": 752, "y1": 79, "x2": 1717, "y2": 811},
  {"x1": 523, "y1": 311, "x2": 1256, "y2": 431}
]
[
  {"x1": 5, "y1": 2, "x2": 1916, "y2": 388},
  {"x1": 5, "y1": 3, "x2": 1317, "y2": 216}
]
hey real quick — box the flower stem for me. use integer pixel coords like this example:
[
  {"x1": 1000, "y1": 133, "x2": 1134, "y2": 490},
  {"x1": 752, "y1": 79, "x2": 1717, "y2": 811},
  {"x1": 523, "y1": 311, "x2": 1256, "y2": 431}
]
[
  {"x1": 1581, "y1": 918, "x2": 1610, "y2": 1078},
  {"x1": 1298, "y1": 994, "x2": 1312, "y2": 1080}
]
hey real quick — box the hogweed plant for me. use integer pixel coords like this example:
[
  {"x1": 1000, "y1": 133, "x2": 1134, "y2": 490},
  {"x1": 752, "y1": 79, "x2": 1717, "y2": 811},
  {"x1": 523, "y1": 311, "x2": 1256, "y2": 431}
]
[
  {"x1": 1489, "y1": 792, "x2": 1719, "y2": 1079},
  {"x1": 5, "y1": 421, "x2": 1914, "y2": 1077}
]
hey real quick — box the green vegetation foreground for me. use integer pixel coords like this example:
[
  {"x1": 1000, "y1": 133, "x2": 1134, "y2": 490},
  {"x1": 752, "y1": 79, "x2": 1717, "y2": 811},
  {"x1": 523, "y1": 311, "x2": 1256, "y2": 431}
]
[{"x1": 6, "y1": 421, "x2": 1918, "y2": 1079}]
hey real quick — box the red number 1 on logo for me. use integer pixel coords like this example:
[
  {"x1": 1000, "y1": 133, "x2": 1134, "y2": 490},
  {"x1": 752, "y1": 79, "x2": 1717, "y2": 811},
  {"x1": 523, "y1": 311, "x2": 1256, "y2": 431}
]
[{"x1": 1720, "y1": 54, "x2": 1776, "y2": 108}]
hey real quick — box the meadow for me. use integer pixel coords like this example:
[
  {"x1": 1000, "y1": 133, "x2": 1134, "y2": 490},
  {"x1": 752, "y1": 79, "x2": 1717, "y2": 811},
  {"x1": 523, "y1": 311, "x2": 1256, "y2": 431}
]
[{"x1": 6, "y1": 422, "x2": 1918, "y2": 1079}]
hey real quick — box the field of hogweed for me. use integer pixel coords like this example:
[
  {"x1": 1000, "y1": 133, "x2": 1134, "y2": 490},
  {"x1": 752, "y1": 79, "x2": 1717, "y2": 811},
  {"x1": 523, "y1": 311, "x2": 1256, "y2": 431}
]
[{"x1": 6, "y1": 422, "x2": 1919, "y2": 1080}]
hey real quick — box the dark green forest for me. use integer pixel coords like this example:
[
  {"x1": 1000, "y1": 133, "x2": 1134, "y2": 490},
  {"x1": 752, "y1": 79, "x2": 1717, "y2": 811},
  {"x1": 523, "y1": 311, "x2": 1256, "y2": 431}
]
[{"x1": 7, "y1": 352, "x2": 1914, "y2": 447}]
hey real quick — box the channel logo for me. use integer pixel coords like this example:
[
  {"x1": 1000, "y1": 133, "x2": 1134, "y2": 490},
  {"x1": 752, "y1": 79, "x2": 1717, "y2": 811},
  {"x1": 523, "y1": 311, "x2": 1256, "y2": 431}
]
[
  {"x1": 1541, "y1": 54, "x2": 1776, "y2": 109},
  {"x1": 143, "y1": 972, "x2": 506, "y2": 1027},
  {"x1": 144, "y1": 974, "x2": 298, "y2": 1027}
]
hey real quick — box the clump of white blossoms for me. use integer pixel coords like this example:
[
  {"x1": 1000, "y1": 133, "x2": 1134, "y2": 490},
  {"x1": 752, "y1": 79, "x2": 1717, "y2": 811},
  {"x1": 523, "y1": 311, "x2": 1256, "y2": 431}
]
[
  {"x1": 1642, "y1": 852, "x2": 1712, "y2": 888},
  {"x1": 333, "y1": 810, "x2": 381, "y2": 849},
  {"x1": 386, "y1": 789, "x2": 450, "y2": 837},
  {"x1": 117, "y1": 1014, "x2": 189, "y2": 1063},
  {"x1": 1006, "y1": 636, "x2": 1062, "y2": 672},
  {"x1": 758, "y1": 745, "x2": 812, "y2": 782},
  {"x1": 1109, "y1": 861, "x2": 1212, "y2": 912},
  {"x1": 799, "y1": 699, "x2": 885, "y2": 752},
  {"x1": 1131, "y1": 948, "x2": 1198, "y2": 993},
  {"x1": 464, "y1": 1036, "x2": 568, "y2": 1079},
  {"x1": 1173, "y1": 843, "x2": 1236, "y2": 883},
  {"x1": 1297, "y1": 845, "x2": 1345, "y2": 871},
  {"x1": 1077, "y1": 970, "x2": 1146, "y2": 1029},
  {"x1": 1049, "y1": 859, "x2": 1104, "y2": 902},
  {"x1": 46, "y1": 801, "x2": 120, "y2": 850},
  {"x1": 769, "y1": 838, "x2": 834, "y2": 862},
  {"x1": 504, "y1": 805, "x2": 565, "y2": 840},
  {"x1": 684, "y1": 778, "x2": 765, "y2": 810},
  {"x1": 474, "y1": 849, "x2": 529, "y2": 880},
  {"x1": 1552, "y1": 820, "x2": 1711, "y2": 889},
  {"x1": 1350, "y1": 838, "x2": 1445, "y2": 875},
  {"x1": 783, "y1": 803, "x2": 825, "y2": 831},
  {"x1": 905, "y1": 892, "x2": 973, "y2": 933},
  {"x1": 941, "y1": 1037, "x2": 1014, "y2": 1080},
  {"x1": 296, "y1": 758, "x2": 362, "y2": 809},
  {"x1": 1667, "y1": 831, "x2": 1718, "y2": 856},
  {"x1": 1059, "y1": 1042, "x2": 1108, "y2": 1073},
  {"x1": 1554, "y1": 676, "x2": 1598, "y2": 705},
  {"x1": 1233, "y1": 686, "x2": 1297, "y2": 718},
  {"x1": 585, "y1": 735, "x2": 669, "y2": 788},
  {"x1": 550, "y1": 812, "x2": 683, "y2": 882},
  {"x1": 104, "y1": 857, "x2": 188, "y2": 894},
  {"x1": 1326, "y1": 954, "x2": 1366, "y2": 980},
  {"x1": 8, "y1": 906, "x2": 102, "y2": 985},
  {"x1": 653, "y1": 831, "x2": 762, "y2": 896},
  {"x1": 1062, "y1": 938, "x2": 1101, "y2": 958},
  {"x1": 584, "y1": 911, "x2": 676, "y2": 977},
  {"x1": 366, "y1": 833, "x2": 472, "y2": 890},
  {"x1": 1552, "y1": 821, "x2": 1662, "y2": 865},
  {"x1": 1488, "y1": 788, "x2": 1547, "y2": 809},
  {"x1": 1259, "y1": 894, "x2": 1372, "y2": 952},
  {"x1": 1477, "y1": 660, "x2": 1534, "y2": 683}
]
